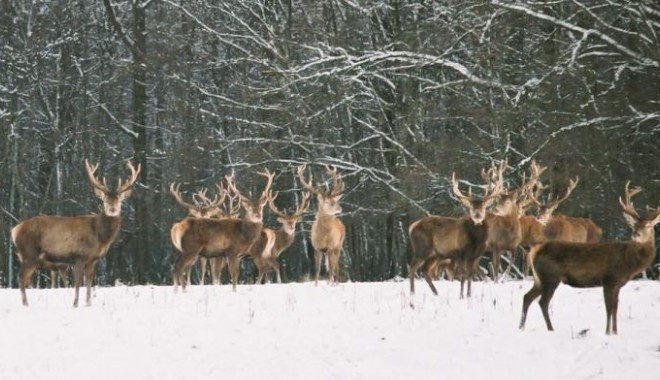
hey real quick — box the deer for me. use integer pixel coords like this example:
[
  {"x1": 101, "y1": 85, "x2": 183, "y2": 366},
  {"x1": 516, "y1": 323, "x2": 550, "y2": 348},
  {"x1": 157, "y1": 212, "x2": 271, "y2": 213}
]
[
  {"x1": 170, "y1": 183, "x2": 226, "y2": 285},
  {"x1": 408, "y1": 166, "x2": 504, "y2": 299},
  {"x1": 11, "y1": 159, "x2": 141, "y2": 307},
  {"x1": 170, "y1": 169, "x2": 274, "y2": 292},
  {"x1": 532, "y1": 177, "x2": 602, "y2": 243},
  {"x1": 297, "y1": 164, "x2": 346, "y2": 285},
  {"x1": 484, "y1": 160, "x2": 547, "y2": 281},
  {"x1": 253, "y1": 190, "x2": 312, "y2": 284},
  {"x1": 519, "y1": 181, "x2": 660, "y2": 335}
]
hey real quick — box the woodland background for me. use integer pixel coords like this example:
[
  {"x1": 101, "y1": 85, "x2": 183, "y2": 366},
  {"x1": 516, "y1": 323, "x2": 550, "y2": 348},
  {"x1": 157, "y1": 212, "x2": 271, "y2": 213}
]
[{"x1": 0, "y1": 0, "x2": 658, "y2": 287}]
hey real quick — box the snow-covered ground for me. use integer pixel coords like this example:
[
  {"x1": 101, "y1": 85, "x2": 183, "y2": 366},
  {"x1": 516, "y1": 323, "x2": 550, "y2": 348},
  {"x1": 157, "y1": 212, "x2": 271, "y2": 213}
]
[{"x1": 1, "y1": 279, "x2": 659, "y2": 380}]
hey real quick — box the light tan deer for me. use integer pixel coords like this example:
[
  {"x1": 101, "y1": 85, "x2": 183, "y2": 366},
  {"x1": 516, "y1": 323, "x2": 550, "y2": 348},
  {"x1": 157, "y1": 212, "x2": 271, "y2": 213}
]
[
  {"x1": 297, "y1": 164, "x2": 346, "y2": 285},
  {"x1": 520, "y1": 182, "x2": 659, "y2": 335},
  {"x1": 170, "y1": 183, "x2": 226, "y2": 285},
  {"x1": 253, "y1": 190, "x2": 312, "y2": 284},
  {"x1": 170, "y1": 169, "x2": 274, "y2": 291},
  {"x1": 11, "y1": 159, "x2": 141, "y2": 307}
]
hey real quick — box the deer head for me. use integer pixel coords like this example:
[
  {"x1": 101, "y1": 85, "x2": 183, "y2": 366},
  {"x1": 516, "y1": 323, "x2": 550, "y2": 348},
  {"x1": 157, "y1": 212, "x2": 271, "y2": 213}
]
[
  {"x1": 268, "y1": 190, "x2": 312, "y2": 234},
  {"x1": 619, "y1": 181, "x2": 660, "y2": 243},
  {"x1": 85, "y1": 159, "x2": 141, "y2": 217},
  {"x1": 451, "y1": 163, "x2": 504, "y2": 225},
  {"x1": 297, "y1": 164, "x2": 344, "y2": 216},
  {"x1": 226, "y1": 169, "x2": 275, "y2": 223},
  {"x1": 533, "y1": 177, "x2": 579, "y2": 225}
]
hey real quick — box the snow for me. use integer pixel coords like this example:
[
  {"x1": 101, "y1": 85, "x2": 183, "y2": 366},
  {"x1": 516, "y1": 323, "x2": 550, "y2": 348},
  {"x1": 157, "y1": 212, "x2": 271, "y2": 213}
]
[{"x1": 1, "y1": 279, "x2": 659, "y2": 380}]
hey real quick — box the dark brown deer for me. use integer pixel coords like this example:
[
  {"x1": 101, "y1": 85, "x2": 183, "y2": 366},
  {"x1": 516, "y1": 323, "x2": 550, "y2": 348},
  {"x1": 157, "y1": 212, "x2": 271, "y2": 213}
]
[
  {"x1": 519, "y1": 181, "x2": 660, "y2": 335},
  {"x1": 253, "y1": 190, "x2": 312, "y2": 284},
  {"x1": 408, "y1": 168, "x2": 503, "y2": 299},
  {"x1": 11, "y1": 159, "x2": 141, "y2": 307},
  {"x1": 170, "y1": 183, "x2": 226, "y2": 285},
  {"x1": 171, "y1": 169, "x2": 274, "y2": 292},
  {"x1": 297, "y1": 164, "x2": 346, "y2": 285}
]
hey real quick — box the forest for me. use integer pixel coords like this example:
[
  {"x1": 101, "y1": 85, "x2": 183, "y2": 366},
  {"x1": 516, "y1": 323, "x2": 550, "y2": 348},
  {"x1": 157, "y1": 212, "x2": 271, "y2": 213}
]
[{"x1": 0, "y1": 0, "x2": 658, "y2": 287}]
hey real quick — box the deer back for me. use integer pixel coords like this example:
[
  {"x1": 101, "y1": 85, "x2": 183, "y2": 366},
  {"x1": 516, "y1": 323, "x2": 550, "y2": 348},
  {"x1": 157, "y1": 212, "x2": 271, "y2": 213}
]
[{"x1": 12, "y1": 215, "x2": 121, "y2": 262}]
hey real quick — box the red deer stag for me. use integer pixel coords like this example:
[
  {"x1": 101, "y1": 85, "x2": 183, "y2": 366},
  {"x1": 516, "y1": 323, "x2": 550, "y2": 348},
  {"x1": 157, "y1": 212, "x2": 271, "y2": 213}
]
[
  {"x1": 408, "y1": 168, "x2": 503, "y2": 299},
  {"x1": 170, "y1": 183, "x2": 226, "y2": 285},
  {"x1": 170, "y1": 169, "x2": 273, "y2": 291},
  {"x1": 533, "y1": 177, "x2": 602, "y2": 243},
  {"x1": 297, "y1": 164, "x2": 346, "y2": 285},
  {"x1": 11, "y1": 159, "x2": 141, "y2": 307},
  {"x1": 253, "y1": 190, "x2": 312, "y2": 284},
  {"x1": 484, "y1": 161, "x2": 545, "y2": 281},
  {"x1": 519, "y1": 182, "x2": 660, "y2": 335}
]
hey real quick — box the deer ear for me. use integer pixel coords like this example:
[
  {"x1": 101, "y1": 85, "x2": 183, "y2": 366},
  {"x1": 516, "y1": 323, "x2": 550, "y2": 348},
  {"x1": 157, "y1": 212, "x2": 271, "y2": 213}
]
[
  {"x1": 118, "y1": 189, "x2": 133, "y2": 201},
  {"x1": 93, "y1": 188, "x2": 107, "y2": 200}
]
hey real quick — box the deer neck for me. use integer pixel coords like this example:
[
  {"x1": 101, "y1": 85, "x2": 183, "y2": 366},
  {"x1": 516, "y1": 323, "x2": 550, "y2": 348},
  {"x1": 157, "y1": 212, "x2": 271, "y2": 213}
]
[{"x1": 96, "y1": 214, "x2": 121, "y2": 245}]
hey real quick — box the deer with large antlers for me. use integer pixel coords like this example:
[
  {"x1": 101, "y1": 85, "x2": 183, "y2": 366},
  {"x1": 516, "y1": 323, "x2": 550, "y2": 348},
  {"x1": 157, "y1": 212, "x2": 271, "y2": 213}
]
[
  {"x1": 11, "y1": 159, "x2": 141, "y2": 307},
  {"x1": 170, "y1": 183, "x2": 226, "y2": 285},
  {"x1": 520, "y1": 182, "x2": 660, "y2": 335},
  {"x1": 297, "y1": 164, "x2": 346, "y2": 284},
  {"x1": 532, "y1": 177, "x2": 602, "y2": 243},
  {"x1": 170, "y1": 169, "x2": 274, "y2": 292},
  {"x1": 253, "y1": 190, "x2": 312, "y2": 284},
  {"x1": 481, "y1": 161, "x2": 545, "y2": 281},
  {"x1": 408, "y1": 164, "x2": 504, "y2": 299}
]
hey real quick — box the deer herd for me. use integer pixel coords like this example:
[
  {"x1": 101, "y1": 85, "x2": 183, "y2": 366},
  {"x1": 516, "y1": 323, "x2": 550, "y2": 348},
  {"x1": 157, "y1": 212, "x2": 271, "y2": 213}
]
[{"x1": 8, "y1": 159, "x2": 659, "y2": 335}]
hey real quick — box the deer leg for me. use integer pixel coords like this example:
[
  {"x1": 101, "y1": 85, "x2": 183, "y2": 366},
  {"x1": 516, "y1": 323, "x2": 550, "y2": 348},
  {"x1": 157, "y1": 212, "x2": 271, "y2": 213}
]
[
  {"x1": 538, "y1": 280, "x2": 560, "y2": 331},
  {"x1": 604, "y1": 284, "x2": 621, "y2": 335},
  {"x1": 408, "y1": 258, "x2": 426, "y2": 295},
  {"x1": 314, "y1": 251, "x2": 323, "y2": 286},
  {"x1": 60, "y1": 268, "x2": 70, "y2": 288},
  {"x1": 198, "y1": 257, "x2": 207, "y2": 285},
  {"x1": 520, "y1": 282, "x2": 542, "y2": 330},
  {"x1": 84, "y1": 262, "x2": 97, "y2": 306},
  {"x1": 422, "y1": 260, "x2": 438, "y2": 296},
  {"x1": 268, "y1": 258, "x2": 281, "y2": 284},
  {"x1": 227, "y1": 256, "x2": 241, "y2": 292},
  {"x1": 491, "y1": 250, "x2": 501, "y2": 282},
  {"x1": 209, "y1": 258, "x2": 220, "y2": 285},
  {"x1": 328, "y1": 250, "x2": 341, "y2": 284},
  {"x1": 72, "y1": 261, "x2": 85, "y2": 307},
  {"x1": 50, "y1": 269, "x2": 57, "y2": 289},
  {"x1": 19, "y1": 262, "x2": 38, "y2": 306}
]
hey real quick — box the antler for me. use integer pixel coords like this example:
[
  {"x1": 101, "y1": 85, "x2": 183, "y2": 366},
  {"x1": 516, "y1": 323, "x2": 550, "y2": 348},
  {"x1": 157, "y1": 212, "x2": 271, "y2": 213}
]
[
  {"x1": 297, "y1": 164, "x2": 322, "y2": 195},
  {"x1": 85, "y1": 160, "x2": 110, "y2": 194},
  {"x1": 325, "y1": 165, "x2": 345, "y2": 197},
  {"x1": 193, "y1": 184, "x2": 226, "y2": 210},
  {"x1": 619, "y1": 181, "x2": 642, "y2": 226},
  {"x1": 116, "y1": 161, "x2": 141, "y2": 194},
  {"x1": 451, "y1": 172, "x2": 475, "y2": 208},
  {"x1": 268, "y1": 190, "x2": 311, "y2": 219},
  {"x1": 256, "y1": 168, "x2": 275, "y2": 202},
  {"x1": 547, "y1": 177, "x2": 579, "y2": 210},
  {"x1": 170, "y1": 183, "x2": 199, "y2": 210}
]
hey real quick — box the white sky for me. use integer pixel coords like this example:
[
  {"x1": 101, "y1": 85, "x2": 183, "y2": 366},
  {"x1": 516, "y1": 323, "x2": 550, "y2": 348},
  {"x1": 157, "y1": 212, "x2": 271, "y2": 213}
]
[{"x1": 1, "y1": 280, "x2": 659, "y2": 380}]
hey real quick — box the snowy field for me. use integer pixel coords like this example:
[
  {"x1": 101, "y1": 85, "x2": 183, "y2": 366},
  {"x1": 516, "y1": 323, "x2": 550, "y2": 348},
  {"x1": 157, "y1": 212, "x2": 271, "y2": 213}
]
[{"x1": 1, "y1": 279, "x2": 659, "y2": 380}]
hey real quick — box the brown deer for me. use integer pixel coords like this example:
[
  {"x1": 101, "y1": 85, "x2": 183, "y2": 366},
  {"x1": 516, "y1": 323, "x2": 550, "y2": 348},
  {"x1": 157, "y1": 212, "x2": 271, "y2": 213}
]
[
  {"x1": 297, "y1": 164, "x2": 346, "y2": 285},
  {"x1": 11, "y1": 159, "x2": 141, "y2": 307},
  {"x1": 253, "y1": 190, "x2": 312, "y2": 284},
  {"x1": 171, "y1": 169, "x2": 274, "y2": 292},
  {"x1": 519, "y1": 181, "x2": 660, "y2": 335},
  {"x1": 408, "y1": 168, "x2": 503, "y2": 299},
  {"x1": 170, "y1": 183, "x2": 226, "y2": 285},
  {"x1": 533, "y1": 178, "x2": 602, "y2": 243},
  {"x1": 484, "y1": 161, "x2": 546, "y2": 281}
]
